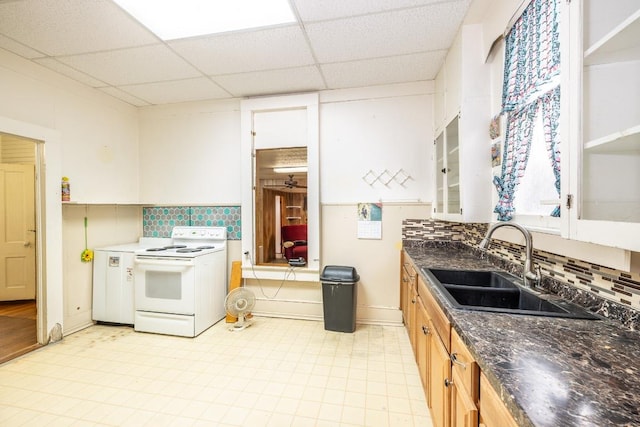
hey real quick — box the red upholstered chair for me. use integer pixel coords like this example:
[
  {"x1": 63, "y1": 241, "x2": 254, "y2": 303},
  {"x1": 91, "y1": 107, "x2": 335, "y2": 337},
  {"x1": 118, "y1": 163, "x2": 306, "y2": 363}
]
[{"x1": 281, "y1": 224, "x2": 307, "y2": 260}]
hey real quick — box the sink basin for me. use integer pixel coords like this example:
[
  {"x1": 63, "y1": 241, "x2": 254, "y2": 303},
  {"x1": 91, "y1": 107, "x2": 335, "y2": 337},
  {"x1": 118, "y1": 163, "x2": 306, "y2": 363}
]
[
  {"x1": 426, "y1": 269, "x2": 519, "y2": 289},
  {"x1": 422, "y1": 268, "x2": 599, "y2": 320}
]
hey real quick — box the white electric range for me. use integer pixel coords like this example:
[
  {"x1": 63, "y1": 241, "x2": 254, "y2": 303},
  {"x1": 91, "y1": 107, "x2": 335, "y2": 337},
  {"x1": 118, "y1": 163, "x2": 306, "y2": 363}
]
[{"x1": 134, "y1": 226, "x2": 228, "y2": 337}]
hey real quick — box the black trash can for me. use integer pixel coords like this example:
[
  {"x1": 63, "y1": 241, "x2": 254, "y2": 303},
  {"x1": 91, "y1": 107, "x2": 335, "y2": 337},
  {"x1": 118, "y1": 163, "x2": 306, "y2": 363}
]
[{"x1": 320, "y1": 265, "x2": 360, "y2": 333}]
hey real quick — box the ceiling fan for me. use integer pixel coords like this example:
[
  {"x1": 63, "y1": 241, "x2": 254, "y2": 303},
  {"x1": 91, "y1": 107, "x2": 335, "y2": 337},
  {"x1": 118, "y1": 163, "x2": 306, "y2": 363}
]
[{"x1": 264, "y1": 174, "x2": 307, "y2": 189}]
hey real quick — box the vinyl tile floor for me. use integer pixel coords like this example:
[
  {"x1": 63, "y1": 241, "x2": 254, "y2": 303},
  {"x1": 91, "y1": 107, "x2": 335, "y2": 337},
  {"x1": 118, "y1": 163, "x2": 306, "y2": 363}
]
[{"x1": 0, "y1": 317, "x2": 432, "y2": 426}]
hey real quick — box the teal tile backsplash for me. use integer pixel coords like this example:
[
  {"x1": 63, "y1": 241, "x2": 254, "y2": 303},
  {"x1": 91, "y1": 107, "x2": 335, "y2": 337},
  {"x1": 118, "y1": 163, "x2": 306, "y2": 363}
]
[{"x1": 143, "y1": 206, "x2": 241, "y2": 239}]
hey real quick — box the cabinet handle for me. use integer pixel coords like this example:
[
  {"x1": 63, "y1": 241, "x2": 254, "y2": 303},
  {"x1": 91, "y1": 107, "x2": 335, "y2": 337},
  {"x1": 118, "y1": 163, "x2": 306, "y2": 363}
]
[
  {"x1": 411, "y1": 299, "x2": 416, "y2": 304},
  {"x1": 422, "y1": 325, "x2": 430, "y2": 335},
  {"x1": 444, "y1": 378, "x2": 453, "y2": 387},
  {"x1": 441, "y1": 168, "x2": 447, "y2": 174},
  {"x1": 450, "y1": 353, "x2": 467, "y2": 369}
]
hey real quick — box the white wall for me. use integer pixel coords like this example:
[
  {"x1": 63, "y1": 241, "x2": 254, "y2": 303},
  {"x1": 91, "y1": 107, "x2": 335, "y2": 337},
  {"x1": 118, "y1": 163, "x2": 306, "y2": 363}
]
[
  {"x1": 0, "y1": 48, "x2": 140, "y2": 338},
  {"x1": 137, "y1": 100, "x2": 241, "y2": 205},
  {"x1": 0, "y1": 49, "x2": 139, "y2": 203},
  {"x1": 320, "y1": 83, "x2": 434, "y2": 204},
  {"x1": 138, "y1": 82, "x2": 434, "y2": 324}
]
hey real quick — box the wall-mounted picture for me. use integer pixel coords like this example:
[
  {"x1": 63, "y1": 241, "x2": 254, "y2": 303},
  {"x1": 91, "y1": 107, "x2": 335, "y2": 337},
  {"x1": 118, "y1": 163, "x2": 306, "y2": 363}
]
[
  {"x1": 491, "y1": 141, "x2": 502, "y2": 167},
  {"x1": 489, "y1": 114, "x2": 501, "y2": 139}
]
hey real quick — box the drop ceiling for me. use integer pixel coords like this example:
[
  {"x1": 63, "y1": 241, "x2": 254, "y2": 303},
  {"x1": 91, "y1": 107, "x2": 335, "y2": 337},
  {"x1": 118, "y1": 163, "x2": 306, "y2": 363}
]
[{"x1": 0, "y1": 0, "x2": 475, "y2": 107}]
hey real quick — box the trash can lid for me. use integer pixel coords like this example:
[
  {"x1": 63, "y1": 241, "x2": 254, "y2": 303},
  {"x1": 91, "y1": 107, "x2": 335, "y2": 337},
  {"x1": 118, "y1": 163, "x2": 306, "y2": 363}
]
[{"x1": 320, "y1": 265, "x2": 360, "y2": 283}]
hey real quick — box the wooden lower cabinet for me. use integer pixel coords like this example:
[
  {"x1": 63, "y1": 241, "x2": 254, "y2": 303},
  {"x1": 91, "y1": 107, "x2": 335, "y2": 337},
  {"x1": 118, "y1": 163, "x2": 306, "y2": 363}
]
[
  {"x1": 408, "y1": 283, "x2": 418, "y2": 355},
  {"x1": 429, "y1": 318, "x2": 451, "y2": 427},
  {"x1": 400, "y1": 251, "x2": 516, "y2": 427},
  {"x1": 415, "y1": 297, "x2": 431, "y2": 404},
  {"x1": 451, "y1": 367, "x2": 479, "y2": 427},
  {"x1": 479, "y1": 372, "x2": 519, "y2": 427}
]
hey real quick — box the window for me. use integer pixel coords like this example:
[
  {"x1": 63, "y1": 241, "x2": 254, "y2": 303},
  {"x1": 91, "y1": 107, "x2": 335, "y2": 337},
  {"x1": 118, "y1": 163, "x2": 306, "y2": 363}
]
[{"x1": 493, "y1": 0, "x2": 561, "y2": 225}]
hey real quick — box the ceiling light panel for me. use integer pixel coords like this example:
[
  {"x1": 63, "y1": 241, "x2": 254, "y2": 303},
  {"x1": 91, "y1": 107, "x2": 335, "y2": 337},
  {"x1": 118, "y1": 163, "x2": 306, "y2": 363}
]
[{"x1": 113, "y1": 0, "x2": 296, "y2": 40}]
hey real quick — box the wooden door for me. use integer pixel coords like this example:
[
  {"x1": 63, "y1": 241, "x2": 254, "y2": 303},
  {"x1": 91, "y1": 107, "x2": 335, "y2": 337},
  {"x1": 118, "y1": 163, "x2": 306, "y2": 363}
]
[{"x1": 0, "y1": 164, "x2": 36, "y2": 301}]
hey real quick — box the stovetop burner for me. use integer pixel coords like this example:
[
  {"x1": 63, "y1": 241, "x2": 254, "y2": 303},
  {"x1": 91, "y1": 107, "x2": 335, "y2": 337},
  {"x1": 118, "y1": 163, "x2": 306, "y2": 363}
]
[
  {"x1": 197, "y1": 245, "x2": 216, "y2": 249},
  {"x1": 176, "y1": 248, "x2": 202, "y2": 253},
  {"x1": 164, "y1": 245, "x2": 187, "y2": 249},
  {"x1": 146, "y1": 247, "x2": 167, "y2": 252}
]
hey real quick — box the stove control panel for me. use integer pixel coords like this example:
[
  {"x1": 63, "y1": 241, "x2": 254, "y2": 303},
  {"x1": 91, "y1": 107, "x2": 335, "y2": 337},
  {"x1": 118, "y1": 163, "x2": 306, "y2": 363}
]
[{"x1": 171, "y1": 226, "x2": 227, "y2": 240}]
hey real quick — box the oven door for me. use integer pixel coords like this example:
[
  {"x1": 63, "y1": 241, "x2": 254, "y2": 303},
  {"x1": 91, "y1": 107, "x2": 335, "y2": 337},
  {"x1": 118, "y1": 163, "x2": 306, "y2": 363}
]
[{"x1": 134, "y1": 256, "x2": 195, "y2": 315}]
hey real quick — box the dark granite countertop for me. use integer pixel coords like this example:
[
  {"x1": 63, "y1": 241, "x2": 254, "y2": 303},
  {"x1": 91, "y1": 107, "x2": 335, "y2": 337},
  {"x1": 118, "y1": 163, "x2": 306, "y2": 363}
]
[{"x1": 404, "y1": 243, "x2": 640, "y2": 427}]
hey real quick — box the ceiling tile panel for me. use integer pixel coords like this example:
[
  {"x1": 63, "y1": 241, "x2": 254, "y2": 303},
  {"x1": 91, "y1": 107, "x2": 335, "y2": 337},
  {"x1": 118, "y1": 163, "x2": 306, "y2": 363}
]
[
  {"x1": 99, "y1": 86, "x2": 150, "y2": 107},
  {"x1": 0, "y1": 34, "x2": 44, "y2": 59},
  {"x1": 306, "y1": 2, "x2": 469, "y2": 62},
  {"x1": 0, "y1": 0, "x2": 158, "y2": 56},
  {"x1": 169, "y1": 25, "x2": 315, "y2": 75},
  {"x1": 0, "y1": 1, "x2": 473, "y2": 105},
  {"x1": 34, "y1": 58, "x2": 107, "y2": 87},
  {"x1": 213, "y1": 66, "x2": 326, "y2": 98},
  {"x1": 57, "y1": 45, "x2": 202, "y2": 86},
  {"x1": 293, "y1": 0, "x2": 456, "y2": 21},
  {"x1": 117, "y1": 78, "x2": 232, "y2": 105},
  {"x1": 321, "y1": 51, "x2": 446, "y2": 89}
]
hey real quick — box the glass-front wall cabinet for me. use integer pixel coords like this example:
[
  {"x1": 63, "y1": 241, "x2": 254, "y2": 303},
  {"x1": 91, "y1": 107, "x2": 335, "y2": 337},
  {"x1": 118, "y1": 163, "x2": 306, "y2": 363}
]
[
  {"x1": 434, "y1": 115, "x2": 460, "y2": 218},
  {"x1": 564, "y1": 0, "x2": 640, "y2": 251}
]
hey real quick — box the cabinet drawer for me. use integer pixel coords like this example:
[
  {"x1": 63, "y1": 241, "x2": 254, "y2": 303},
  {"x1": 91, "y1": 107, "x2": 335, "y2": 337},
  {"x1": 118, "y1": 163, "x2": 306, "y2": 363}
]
[
  {"x1": 451, "y1": 328, "x2": 479, "y2": 402},
  {"x1": 403, "y1": 259, "x2": 417, "y2": 286},
  {"x1": 418, "y1": 275, "x2": 451, "y2": 352}
]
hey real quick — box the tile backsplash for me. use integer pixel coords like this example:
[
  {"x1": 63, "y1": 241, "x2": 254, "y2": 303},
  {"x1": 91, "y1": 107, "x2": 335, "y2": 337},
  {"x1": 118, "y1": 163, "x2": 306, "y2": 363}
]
[
  {"x1": 143, "y1": 206, "x2": 241, "y2": 239},
  {"x1": 403, "y1": 219, "x2": 640, "y2": 330}
]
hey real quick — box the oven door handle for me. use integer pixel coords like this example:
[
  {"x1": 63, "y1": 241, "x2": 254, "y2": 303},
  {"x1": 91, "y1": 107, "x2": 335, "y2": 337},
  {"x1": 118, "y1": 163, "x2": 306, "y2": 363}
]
[{"x1": 134, "y1": 257, "x2": 195, "y2": 268}]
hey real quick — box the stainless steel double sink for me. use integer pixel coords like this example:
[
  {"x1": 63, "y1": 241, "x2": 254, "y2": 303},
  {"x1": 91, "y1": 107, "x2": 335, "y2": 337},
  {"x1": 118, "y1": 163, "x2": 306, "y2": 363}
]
[{"x1": 422, "y1": 268, "x2": 599, "y2": 320}]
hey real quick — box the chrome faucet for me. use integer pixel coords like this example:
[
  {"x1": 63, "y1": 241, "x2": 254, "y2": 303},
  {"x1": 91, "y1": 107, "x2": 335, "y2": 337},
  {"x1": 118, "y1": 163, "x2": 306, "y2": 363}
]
[{"x1": 479, "y1": 222, "x2": 540, "y2": 288}]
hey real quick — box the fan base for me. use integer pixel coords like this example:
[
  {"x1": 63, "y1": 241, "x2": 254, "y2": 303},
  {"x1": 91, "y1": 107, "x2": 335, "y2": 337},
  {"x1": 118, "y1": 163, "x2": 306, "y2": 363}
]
[{"x1": 228, "y1": 318, "x2": 252, "y2": 331}]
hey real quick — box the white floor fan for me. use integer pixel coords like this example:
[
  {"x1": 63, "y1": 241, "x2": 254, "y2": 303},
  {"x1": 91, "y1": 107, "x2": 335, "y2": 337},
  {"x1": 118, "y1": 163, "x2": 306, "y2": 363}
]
[{"x1": 224, "y1": 287, "x2": 256, "y2": 331}]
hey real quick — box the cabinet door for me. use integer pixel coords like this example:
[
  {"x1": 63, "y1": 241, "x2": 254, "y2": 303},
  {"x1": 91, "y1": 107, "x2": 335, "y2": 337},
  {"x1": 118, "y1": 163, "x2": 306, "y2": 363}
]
[
  {"x1": 433, "y1": 117, "x2": 461, "y2": 220},
  {"x1": 429, "y1": 320, "x2": 451, "y2": 427},
  {"x1": 415, "y1": 297, "x2": 431, "y2": 404},
  {"x1": 479, "y1": 372, "x2": 518, "y2": 427},
  {"x1": 400, "y1": 255, "x2": 409, "y2": 324},
  {"x1": 450, "y1": 368, "x2": 478, "y2": 427},
  {"x1": 563, "y1": 0, "x2": 640, "y2": 251},
  {"x1": 409, "y1": 284, "x2": 418, "y2": 356},
  {"x1": 434, "y1": 132, "x2": 445, "y2": 216},
  {"x1": 445, "y1": 117, "x2": 460, "y2": 216}
]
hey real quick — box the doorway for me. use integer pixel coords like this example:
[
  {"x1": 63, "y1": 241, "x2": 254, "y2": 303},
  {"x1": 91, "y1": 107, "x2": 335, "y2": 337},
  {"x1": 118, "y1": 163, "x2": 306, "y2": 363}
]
[{"x1": 0, "y1": 132, "x2": 39, "y2": 364}]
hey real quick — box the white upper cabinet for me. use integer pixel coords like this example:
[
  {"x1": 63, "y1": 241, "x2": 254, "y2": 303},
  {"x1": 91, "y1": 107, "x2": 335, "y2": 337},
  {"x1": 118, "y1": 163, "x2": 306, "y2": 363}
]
[
  {"x1": 562, "y1": 0, "x2": 640, "y2": 251},
  {"x1": 433, "y1": 25, "x2": 492, "y2": 223}
]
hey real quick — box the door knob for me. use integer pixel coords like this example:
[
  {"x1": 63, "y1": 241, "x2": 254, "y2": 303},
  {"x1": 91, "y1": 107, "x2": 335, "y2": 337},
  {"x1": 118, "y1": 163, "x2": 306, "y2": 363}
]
[{"x1": 24, "y1": 241, "x2": 31, "y2": 247}]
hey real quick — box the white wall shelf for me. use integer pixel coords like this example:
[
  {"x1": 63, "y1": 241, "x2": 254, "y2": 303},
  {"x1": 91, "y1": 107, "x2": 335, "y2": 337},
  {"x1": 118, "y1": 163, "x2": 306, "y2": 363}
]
[
  {"x1": 584, "y1": 124, "x2": 640, "y2": 153},
  {"x1": 584, "y1": 9, "x2": 640, "y2": 65}
]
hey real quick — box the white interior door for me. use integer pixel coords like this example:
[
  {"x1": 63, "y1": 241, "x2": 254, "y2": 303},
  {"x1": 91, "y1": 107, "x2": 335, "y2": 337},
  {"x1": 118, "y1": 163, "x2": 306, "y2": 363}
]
[{"x1": 0, "y1": 163, "x2": 36, "y2": 301}]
